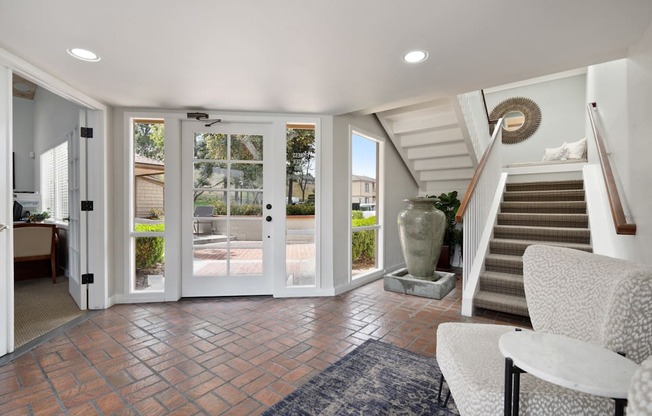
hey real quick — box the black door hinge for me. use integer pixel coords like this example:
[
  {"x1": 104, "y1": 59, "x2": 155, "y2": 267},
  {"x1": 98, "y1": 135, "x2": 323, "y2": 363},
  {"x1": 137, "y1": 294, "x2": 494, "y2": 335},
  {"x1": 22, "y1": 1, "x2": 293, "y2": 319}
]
[
  {"x1": 81, "y1": 201, "x2": 94, "y2": 211},
  {"x1": 81, "y1": 127, "x2": 93, "y2": 138},
  {"x1": 81, "y1": 273, "x2": 94, "y2": 284}
]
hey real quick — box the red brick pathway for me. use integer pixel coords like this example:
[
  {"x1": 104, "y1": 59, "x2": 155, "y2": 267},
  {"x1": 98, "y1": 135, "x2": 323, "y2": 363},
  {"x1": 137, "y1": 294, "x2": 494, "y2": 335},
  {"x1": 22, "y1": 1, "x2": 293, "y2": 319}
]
[{"x1": 0, "y1": 276, "x2": 529, "y2": 415}]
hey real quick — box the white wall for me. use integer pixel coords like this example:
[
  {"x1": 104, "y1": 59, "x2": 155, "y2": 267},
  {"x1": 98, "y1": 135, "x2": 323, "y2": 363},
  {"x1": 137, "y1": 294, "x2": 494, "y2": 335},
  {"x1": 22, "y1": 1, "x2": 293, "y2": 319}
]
[
  {"x1": 12, "y1": 97, "x2": 34, "y2": 191},
  {"x1": 585, "y1": 20, "x2": 652, "y2": 265},
  {"x1": 33, "y1": 87, "x2": 82, "y2": 192},
  {"x1": 332, "y1": 114, "x2": 418, "y2": 289},
  {"x1": 486, "y1": 74, "x2": 587, "y2": 165}
]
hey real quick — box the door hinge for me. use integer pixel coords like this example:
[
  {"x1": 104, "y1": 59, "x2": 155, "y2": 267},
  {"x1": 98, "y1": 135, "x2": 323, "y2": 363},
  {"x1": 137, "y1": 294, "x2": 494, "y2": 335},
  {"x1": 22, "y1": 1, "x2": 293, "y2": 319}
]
[
  {"x1": 81, "y1": 201, "x2": 94, "y2": 211},
  {"x1": 81, "y1": 127, "x2": 93, "y2": 138},
  {"x1": 81, "y1": 273, "x2": 94, "y2": 284}
]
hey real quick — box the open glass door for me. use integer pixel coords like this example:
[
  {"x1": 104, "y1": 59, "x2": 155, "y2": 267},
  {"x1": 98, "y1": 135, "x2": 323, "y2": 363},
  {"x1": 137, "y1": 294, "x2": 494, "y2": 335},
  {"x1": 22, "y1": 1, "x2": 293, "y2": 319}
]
[
  {"x1": 67, "y1": 113, "x2": 86, "y2": 309},
  {"x1": 181, "y1": 121, "x2": 273, "y2": 296}
]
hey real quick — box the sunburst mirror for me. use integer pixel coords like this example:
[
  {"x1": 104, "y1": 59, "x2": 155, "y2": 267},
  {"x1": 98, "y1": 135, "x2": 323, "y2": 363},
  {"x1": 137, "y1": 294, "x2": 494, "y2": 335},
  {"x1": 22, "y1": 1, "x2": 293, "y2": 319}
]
[{"x1": 489, "y1": 97, "x2": 542, "y2": 144}]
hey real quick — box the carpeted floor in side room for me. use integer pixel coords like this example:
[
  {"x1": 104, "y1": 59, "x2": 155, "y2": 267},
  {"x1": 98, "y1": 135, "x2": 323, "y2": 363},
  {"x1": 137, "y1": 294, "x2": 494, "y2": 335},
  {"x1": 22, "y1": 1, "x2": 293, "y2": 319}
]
[{"x1": 14, "y1": 276, "x2": 86, "y2": 348}]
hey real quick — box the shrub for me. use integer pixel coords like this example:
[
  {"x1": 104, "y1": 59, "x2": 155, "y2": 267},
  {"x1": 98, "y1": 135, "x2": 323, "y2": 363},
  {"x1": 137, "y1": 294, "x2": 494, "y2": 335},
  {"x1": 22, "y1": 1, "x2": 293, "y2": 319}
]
[
  {"x1": 286, "y1": 204, "x2": 315, "y2": 215},
  {"x1": 352, "y1": 216, "x2": 376, "y2": 261},
  {"x1": 351, "y1": 210, "x2": 364, "y2": 220},
  {"x1": 135, "y1": 223, "x2": 164, "y2": 270}
]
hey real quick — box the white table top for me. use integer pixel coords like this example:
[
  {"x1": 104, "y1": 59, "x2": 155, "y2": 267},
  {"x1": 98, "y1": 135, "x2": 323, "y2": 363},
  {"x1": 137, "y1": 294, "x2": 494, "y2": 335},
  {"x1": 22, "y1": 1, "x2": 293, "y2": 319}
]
[{"x1": 499, "y1": 331, "x2": 639, "y2": 399}]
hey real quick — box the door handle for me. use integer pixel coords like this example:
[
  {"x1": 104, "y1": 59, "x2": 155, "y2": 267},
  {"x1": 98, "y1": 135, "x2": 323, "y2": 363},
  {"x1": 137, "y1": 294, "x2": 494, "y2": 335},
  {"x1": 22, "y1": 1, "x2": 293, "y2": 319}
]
[
  {"x1": 0, "y1": 224, "x2": 6, "y2": 232},
  {"x1": 266, "y1": 216, "x2": 272, "y2": 222}
]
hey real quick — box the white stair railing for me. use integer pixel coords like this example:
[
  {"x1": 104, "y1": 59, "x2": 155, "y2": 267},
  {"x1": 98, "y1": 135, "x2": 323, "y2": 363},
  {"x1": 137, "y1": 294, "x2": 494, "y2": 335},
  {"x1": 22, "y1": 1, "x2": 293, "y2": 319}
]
[
  {"x1": 457, "y1": 90, "x2": 493, "y2": 160},
  {"x1": 456, "y1": 119, "x2": 504, "y2": 315}
]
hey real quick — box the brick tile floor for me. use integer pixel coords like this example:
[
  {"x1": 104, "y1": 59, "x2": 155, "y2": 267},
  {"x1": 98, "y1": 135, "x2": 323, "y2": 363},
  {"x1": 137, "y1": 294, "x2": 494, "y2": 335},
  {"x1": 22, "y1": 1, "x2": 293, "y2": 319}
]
[{"x1": 0, "y1": 275, "x2": 530, "y2": 415}]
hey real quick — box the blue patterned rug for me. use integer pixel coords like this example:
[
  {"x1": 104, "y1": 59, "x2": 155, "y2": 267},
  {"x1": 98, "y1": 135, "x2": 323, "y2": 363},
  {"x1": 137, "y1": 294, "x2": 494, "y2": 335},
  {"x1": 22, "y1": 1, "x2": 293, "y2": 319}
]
[{"x1": 262, "y1": 339, "x2": 459, "y2": 415}]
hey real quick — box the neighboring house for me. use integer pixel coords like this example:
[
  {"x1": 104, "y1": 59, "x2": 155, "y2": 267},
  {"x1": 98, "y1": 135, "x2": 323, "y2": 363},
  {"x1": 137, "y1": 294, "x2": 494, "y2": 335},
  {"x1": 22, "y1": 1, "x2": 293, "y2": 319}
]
[
  {"x1": 134, "y1": 155, "x2": 164, "y2": 218},
  {"x1": 351, "y1": 175, "x2": 376, "y2": 205}
]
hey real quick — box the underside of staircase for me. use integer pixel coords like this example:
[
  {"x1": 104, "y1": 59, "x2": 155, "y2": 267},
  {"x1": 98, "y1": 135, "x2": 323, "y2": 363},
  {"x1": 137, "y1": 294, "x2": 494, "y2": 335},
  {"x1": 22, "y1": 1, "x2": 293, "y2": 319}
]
[
  {"x1": 375, "y1": 97, "x2": 478, "y2": 196},
  {"x1": 474, "y1": 179, "x2": 592, "y2": 317}
]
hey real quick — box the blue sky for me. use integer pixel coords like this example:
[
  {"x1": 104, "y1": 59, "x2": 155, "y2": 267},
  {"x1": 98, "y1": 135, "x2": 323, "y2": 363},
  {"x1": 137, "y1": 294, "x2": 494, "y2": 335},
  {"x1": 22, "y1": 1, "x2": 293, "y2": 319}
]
[{"x1": 352, "y1": 133, "x2": 377, "y2": 178}]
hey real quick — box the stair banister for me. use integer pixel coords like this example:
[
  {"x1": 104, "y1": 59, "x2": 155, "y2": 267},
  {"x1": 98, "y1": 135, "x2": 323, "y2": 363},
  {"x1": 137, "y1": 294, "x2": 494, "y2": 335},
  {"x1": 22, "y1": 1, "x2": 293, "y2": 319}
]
[
  {"x1": 587, "y1": 102, "x2": 637, "y2": 235},
  {"x1": 456, "y1": 118, "x2": 504, "y2": 308},
  {"x1": 456, "y1": 117, "x2": 503, "y2": 224}
]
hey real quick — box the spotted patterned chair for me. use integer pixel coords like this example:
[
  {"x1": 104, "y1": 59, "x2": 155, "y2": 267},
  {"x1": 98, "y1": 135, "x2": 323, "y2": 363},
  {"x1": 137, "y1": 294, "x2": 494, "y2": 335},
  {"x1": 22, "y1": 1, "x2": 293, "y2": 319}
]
[
  {"x1": 436, "y1": 245, "x2": 652, "y2": 415},
  {"x1": 628, "y1": 355, "x2": 652, "y2": 415}
]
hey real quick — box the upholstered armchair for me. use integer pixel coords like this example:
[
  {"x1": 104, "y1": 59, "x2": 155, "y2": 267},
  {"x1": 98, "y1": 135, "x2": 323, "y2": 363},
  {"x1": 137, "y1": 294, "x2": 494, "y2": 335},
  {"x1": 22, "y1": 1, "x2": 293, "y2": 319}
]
[
  {"x1": 437, "y1": 245, "x2": 652, "y2": 415},
  {"x1": 13, "y1": 223, "x2": 57, "y2": 283}
]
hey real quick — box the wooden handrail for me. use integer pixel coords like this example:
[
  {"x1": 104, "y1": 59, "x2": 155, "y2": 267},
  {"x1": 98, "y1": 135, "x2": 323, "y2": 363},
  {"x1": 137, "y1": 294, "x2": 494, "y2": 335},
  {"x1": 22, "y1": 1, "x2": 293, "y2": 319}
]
[
  {"x1": 456, "y1": 117, "x2": 503, "y2": 223},
  {"x1": 587, "y1": 103, "x2": 636, "y2": 235},
  {"x1": 481, "y1": 90, "x2": 499, "y2": 130}
]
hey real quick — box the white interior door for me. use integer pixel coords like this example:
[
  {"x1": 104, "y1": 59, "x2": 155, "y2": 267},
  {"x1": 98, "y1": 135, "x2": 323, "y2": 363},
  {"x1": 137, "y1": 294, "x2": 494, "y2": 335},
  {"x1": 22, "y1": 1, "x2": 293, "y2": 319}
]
[
  {"x1": 0, "y1": 66, "x2": 13, "y2": 355},
  {"x1": 181, "y1": 121, "x2": 275, "y2": 296},
  {"x1": 67, "y1": 112, "x2": 86, "y2": 309}
]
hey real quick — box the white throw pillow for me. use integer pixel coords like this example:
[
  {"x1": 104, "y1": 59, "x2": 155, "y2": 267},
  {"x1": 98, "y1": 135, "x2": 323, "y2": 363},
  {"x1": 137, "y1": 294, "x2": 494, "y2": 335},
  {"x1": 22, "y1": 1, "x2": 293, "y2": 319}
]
[
  {"x1": 542, "y1": 143, "x2": 567, "y2": 161},
  {"x1": 564, "y1": 138, "x2": 587, "y2": 159}
]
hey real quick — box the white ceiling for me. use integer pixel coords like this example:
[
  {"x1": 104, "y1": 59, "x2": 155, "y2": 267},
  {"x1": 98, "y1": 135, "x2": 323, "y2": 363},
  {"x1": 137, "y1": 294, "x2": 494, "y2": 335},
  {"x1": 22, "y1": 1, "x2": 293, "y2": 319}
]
[{"x1": 1, "y1": 0, "x2": 651, "y2": 115}]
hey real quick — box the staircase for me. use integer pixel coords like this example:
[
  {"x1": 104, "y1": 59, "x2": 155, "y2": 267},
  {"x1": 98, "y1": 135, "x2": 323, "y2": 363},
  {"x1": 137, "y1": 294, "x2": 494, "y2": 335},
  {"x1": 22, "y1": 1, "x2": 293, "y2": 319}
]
[
  {"x1": 474, "y1": 179, "x2": 593, "y2": 317},
  {"x1": 375, "y1": 97, "x2": 479, "y2": 196}
]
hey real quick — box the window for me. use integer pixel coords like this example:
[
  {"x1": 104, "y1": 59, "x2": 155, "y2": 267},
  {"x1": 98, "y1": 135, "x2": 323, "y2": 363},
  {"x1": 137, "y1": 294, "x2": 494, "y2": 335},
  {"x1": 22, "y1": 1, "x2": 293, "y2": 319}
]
[
  {"x1": 285, "y1": 124, "x2": 317, "y2": 286},
  {"x1": 131, "y1": 119, "x2": 165, "y2": 292},
  {"x1": 40, "y1": 141, "x2": 68, "y2": 221},
  {"x1": 351, "y1": 131, "x2": 382, "y2": 279}
]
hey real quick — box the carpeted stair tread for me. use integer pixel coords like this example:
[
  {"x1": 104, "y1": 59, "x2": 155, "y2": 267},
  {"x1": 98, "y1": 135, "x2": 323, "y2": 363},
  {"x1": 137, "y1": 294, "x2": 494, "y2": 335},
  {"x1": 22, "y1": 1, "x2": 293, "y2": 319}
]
[
  {"x1": 500, "y1": 201, "x2": 586, "y2": 214},
  {"x1": 497, "y1": 213, "x2": 589, "y2": 228},
  {"x1": 503, "y1": 189, "x2": 585, "y2": 202},
  {"x1": 493, "y1": 225, "x2": 591, "y2": 244},
  {"x1": 474, "y1": 179, "x2": 593, "y2": 319},
  {"x1": 485, "y1": 254, "x2": 523, "y2": 274},
  {"x1": 506, "y1": 180, "x2": 584, "y2": 192},
  {"x1": 490, "y1": 238, "x2": 592, "y2": 256},
  {"x1": 479, "y1": 271, "x2": 525, "y2": 297},
  {"x1": 474, "y1": 291, "x2": 529, "y2": 317}
]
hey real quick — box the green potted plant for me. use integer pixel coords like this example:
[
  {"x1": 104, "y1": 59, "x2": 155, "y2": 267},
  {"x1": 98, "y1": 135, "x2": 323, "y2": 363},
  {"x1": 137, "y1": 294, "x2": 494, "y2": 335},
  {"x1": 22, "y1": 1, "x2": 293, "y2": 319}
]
[
  {"x1": 429, "y1": 191, "x2": 462, "y2": 270},
  {"x1": 28, "y1": 210, "x2": 50, "y2": 223}
]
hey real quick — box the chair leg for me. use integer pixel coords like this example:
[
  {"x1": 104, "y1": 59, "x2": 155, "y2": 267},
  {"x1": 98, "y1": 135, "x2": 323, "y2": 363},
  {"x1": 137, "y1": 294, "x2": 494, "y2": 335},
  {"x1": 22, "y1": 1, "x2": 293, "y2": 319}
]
[
  {"x1": 51, "y1": 254, "x2": 56, "y2": 284},
  {"x1": 437, "y1": 374, "x2": 444, "y2": 403},
  {"x1": 437, "y1": 374, "x2": 451, "y2": 407}
]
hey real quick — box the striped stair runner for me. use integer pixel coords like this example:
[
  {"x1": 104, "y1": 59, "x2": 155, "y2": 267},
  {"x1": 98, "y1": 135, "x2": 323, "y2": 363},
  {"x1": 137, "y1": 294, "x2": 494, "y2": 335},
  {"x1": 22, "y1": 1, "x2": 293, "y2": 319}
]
[{"x1": 474, "y1": 180, "x2": 592, "y2": 317}]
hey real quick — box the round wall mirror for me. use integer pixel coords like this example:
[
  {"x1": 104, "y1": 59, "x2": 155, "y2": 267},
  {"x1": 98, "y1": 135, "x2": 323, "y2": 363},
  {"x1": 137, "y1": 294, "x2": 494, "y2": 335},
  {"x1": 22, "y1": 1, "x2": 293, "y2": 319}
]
[
  {"x1": 489, "y1": 97, "x2": 542, "y2": 144},
  {"x1": 502, "y1": 111, "x2": 525, "y2": 131}
]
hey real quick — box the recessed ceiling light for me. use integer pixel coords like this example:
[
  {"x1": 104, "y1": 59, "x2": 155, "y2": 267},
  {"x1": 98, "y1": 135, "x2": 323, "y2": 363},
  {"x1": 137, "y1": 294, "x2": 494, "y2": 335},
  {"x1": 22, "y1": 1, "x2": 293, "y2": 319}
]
[
  {"x1": 403, "y1": 50, "x2": 428, "y2": 64},
  {"x1": 67, "y1": 48, "x2": 101, "y2": 62}
]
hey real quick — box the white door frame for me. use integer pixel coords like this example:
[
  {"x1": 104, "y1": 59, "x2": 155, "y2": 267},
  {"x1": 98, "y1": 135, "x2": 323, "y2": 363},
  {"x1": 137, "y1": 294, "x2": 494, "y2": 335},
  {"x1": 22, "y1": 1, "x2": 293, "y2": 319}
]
[
  {"x1": 181, "y1": 120, "x2": 275, "y2": 297},
  {"x1": 0, "y1": 66, "x2": 14, "y2": 356},
  {"x1": 0, "y1": 47, "x2": 109, "y2": 355}
]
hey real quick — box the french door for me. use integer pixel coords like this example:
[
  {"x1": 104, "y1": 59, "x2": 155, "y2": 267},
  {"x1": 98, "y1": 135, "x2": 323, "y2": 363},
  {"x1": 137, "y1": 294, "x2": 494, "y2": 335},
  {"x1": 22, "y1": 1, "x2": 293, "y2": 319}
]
[
  {"x1": 181, "y1": 121, "x2": 275, "y2": 296},
  {"x1": 67, "y1": 113, "x2": 85, "y2": 309}
]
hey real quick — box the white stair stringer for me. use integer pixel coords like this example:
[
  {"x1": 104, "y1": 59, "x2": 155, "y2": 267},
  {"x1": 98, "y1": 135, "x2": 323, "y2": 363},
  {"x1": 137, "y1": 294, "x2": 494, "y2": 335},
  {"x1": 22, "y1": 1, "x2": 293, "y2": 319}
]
[
  {"x1": 461, "y1": 173, "x2": 508, "y2": 317},
  {"x1": 376, "y1": 96, "x2": 479, "y2": 197}
]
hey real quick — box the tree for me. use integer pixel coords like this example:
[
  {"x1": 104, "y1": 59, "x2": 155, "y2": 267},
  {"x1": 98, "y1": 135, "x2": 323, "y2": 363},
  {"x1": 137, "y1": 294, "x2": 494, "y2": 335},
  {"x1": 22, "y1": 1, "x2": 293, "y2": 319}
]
[
  {"x1": 134, "y1": 123, "x2": 165, "y2": 161},
  {"x1": 286, "y1": 128, "x2": 315, "y2": 204},
  {"x1": 193, "y1": 133, "x2": 263, "y2": 205}
]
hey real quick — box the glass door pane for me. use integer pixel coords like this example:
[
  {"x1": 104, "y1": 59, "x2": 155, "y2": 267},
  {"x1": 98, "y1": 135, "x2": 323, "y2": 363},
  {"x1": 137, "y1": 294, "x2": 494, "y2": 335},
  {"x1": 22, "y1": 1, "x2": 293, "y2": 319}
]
[{"x1": 183, "y1": 122, "x2": 272, "y2": 297}]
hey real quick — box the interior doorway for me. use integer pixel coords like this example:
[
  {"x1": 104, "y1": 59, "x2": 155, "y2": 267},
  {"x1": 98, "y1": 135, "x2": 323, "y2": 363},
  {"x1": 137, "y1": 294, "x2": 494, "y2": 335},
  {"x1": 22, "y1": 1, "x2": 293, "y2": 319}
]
[{"x1": 11, "y1": 76, "x2": 87, "y2": 348}]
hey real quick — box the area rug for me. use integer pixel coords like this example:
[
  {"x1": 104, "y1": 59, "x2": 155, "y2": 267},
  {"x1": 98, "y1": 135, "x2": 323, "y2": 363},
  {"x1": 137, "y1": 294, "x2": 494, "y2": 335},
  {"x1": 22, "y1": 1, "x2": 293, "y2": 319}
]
[{"x1": 262, "y1": 339, "x2": 459, "y2": 415}]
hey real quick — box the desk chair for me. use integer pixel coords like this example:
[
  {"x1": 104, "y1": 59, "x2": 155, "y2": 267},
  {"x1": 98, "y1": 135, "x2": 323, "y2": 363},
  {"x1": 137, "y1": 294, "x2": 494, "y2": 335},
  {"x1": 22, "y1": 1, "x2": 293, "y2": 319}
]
[{"x1": 14, "y1": 223, "x2": 57, "y2": 283}]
